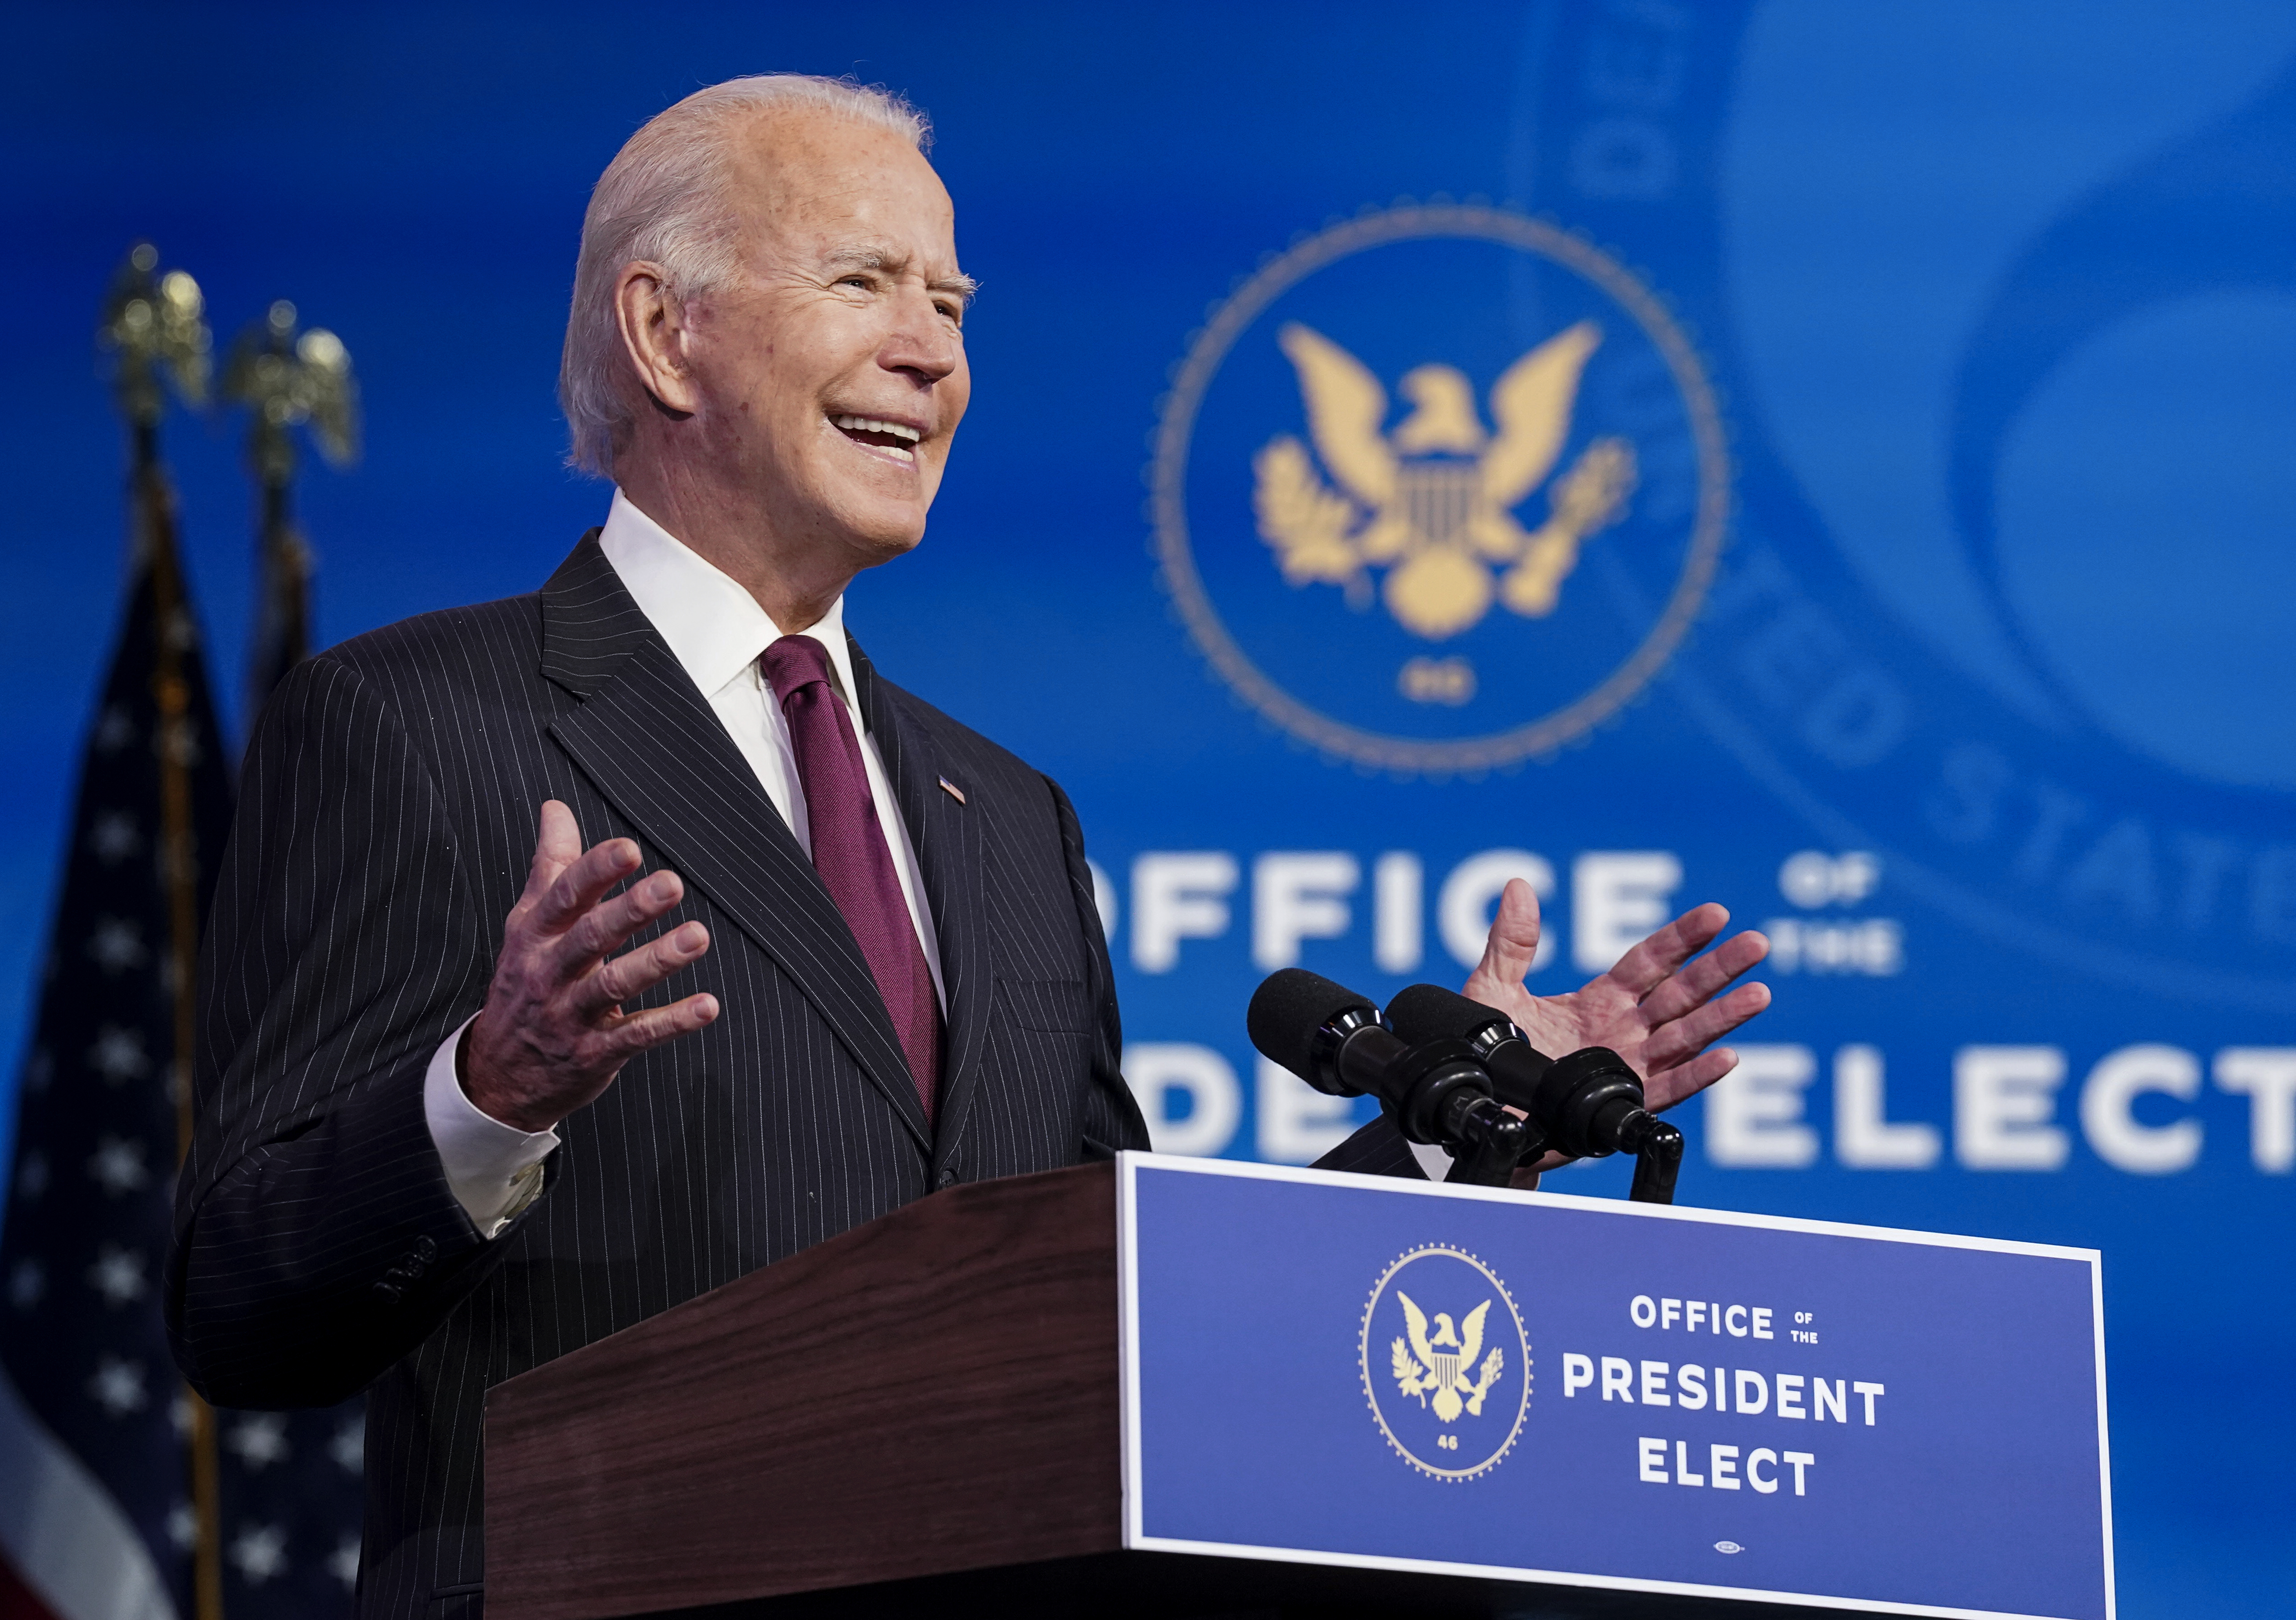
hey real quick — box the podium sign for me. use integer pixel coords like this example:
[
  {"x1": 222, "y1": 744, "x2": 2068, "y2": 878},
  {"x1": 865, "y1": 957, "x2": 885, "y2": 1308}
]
[{"x1": 1120, "y1": 1154, "x2": 2112, "y2": 1620}]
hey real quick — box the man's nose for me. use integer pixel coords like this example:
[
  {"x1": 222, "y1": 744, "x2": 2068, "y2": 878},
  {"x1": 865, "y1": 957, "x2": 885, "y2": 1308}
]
[{"x1": 880, "y1": 287, "x2": 962, "y2": 386}]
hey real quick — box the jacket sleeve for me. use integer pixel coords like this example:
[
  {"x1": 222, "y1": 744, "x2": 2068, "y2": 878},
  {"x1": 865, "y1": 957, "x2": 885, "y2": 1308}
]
[
  {"x1": 167, "y1": 654, "x2": 524, "y2": 1408},
  {"x1": 1312, "y1": 1114, "x2": 1431, "y2": 1178},
  {"x1": 1044, "y1": 775, "x2": 1150, "y2": 1158}
]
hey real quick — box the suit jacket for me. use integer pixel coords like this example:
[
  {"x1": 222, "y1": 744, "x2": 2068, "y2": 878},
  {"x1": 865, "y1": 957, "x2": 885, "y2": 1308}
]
[{"x1": 167, "y1": 535, "x2": 1149, "y2": 1620}]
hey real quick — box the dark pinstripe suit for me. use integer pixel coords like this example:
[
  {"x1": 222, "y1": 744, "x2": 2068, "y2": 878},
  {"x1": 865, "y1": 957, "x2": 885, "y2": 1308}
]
[{"x1": 166, "y1": 534, "x2": 1149, "y2": 1620}]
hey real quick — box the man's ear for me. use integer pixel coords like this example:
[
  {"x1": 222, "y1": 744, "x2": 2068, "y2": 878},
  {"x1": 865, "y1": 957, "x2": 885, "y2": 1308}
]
[{"x1": 613, "y1": 262, "x2": 699, "y2": 419}]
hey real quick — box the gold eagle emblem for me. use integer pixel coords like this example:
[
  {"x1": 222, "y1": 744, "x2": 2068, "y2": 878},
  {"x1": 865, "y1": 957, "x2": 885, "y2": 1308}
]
[
  {"x1": 1253, "y1": 321, "x2": 1638, "y2": 639},
  {"x1": 1389, "y1": 1291, "x2": 1505, "y2": 1424}
]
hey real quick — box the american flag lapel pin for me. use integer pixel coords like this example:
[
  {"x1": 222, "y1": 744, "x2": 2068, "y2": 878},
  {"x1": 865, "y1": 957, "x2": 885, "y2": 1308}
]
[{"x1": 938, "y1": 774, "x2": 967, "y2": 805}]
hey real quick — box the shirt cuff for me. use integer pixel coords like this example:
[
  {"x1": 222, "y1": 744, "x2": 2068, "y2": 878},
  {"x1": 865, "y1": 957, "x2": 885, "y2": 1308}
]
[
  {"x1": 1405, "y1": 1139, "x2": 1544, "y2": 1189},
  {"x1": 1407, "y1": 1140, "x2": 1454, "y2": 1182},
  {"x1": 423, "y1": 1014, "x2": 559, "y2": 1238}
]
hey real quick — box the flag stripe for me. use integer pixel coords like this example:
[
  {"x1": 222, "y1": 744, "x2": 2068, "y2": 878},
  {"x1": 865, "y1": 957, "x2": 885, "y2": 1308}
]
[
  {"x1": 0, "y1": 1549, "x2": 66, "y2": 1620},
  {"x1": 0, "y1": 1365, "x2": 173, "y2": 1620}
]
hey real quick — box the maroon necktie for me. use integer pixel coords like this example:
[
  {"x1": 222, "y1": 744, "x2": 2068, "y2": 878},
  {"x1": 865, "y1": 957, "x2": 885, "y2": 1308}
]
[{"x1": 760, "y1": 635, "x2": 942, "y2": 1119}]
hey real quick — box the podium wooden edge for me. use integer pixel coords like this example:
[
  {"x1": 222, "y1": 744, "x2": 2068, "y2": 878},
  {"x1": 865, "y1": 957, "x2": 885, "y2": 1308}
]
[
  {"x1": 485, "y1": 1162, "x2": 1123, "y2": 1620},
  {"x1": 638, "y1": 1547, "x2": 1885, "y2": 1620}
]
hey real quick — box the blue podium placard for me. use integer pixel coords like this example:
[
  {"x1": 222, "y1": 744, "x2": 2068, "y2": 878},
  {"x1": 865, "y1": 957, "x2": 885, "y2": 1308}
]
[{"x1": 1117, "y1": 1153, "x2": 2112, "y2": 1620}]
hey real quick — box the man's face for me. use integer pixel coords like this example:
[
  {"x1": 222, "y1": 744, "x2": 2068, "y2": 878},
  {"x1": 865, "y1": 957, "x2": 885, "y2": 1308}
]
[{"x1": 677, "y1": 111, "x2": 972, "y2": 571}]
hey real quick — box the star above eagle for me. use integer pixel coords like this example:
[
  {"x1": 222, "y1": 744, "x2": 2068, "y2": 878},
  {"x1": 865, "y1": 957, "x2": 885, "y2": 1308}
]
[{"x1": 1254, "y1": 320, "x2": 1638, "y2": 640}]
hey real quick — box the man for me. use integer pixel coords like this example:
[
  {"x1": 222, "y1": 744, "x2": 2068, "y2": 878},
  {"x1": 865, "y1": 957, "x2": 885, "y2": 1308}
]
[{"x1": 169, "y1": 75, "x2": 1770, "y2": 1619}]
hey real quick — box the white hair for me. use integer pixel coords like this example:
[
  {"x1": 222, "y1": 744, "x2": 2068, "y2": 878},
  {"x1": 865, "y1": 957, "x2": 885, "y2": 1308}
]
[{"x1": 559, "y1": 74, "x2": 931, "y2": 477}]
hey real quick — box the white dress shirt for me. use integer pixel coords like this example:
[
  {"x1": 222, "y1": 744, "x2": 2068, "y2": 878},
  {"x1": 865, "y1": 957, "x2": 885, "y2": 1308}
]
[{"x1": 424, "y1": 489, "x2": 947, "y2": 1235}]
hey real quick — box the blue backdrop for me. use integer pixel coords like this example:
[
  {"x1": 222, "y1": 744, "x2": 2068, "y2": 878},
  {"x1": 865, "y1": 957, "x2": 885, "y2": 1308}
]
[{"x1": 2, "y1": 4, "x2": 2288, "y2": 1614}]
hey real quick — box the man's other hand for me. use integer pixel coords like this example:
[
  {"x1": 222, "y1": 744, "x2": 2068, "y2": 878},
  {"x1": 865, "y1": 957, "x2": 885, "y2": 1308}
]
[
  {"x1": 463, "y1": 800, "x2": 718, "y2": 1132},
  {"x1": 1466, "y1": 878, "x2": 1770, "y2": 1119}
]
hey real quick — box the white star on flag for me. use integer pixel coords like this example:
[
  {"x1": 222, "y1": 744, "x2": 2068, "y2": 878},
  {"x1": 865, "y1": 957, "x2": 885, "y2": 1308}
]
[
  {"x1": 86, "y1": 916, "x2": 148, "y2": 974},
  {"x1": 87, "y1": 1244, "x2": 148, "y2": 1307},
  {"x1": 88, "y1": 811, "x2": 141, "y2": 863},
  {"x1": 327, "y1": 1534, "x2": 361, "y2": 1589},
  {"x1": 329, "y1": 1415, "x2": 365, "y2": 1473},
  {"x1": 229, "y1": 1523, "x2": 289, "y2": 1584},
  {"x1": 8, "y1": 1259, "x2": 44, "y2": 1311},
  {"x1": 87, "y1": 1135, "x2": 149, "y2": 1196},
  {"x1": 87, "y1": 1355, "x2": 148, "y2": 1417},
  {"x1": 86, "y1": 1025, "x2": 150, "y2": 1083},
  {"x1": 227, "y1": 1412, "x2": 291, "y2": 1470}
]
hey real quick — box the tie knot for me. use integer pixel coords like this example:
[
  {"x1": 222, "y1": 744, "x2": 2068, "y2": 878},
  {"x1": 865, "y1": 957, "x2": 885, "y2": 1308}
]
[{"x1": 759, "y1": 634, "x2": 835, "y2": 705}]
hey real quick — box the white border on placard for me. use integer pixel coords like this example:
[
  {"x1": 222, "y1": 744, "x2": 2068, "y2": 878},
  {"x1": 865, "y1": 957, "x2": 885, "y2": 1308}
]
[
  {"x1": 1115, "y1": 1151, "x2": 2111, "y2": 1620},
  {"x1": 1119, "y1": 1149, "x2": 2103, "y2": 1258},
  {"x1": 1118, "y1": 1142, "x2": 1144, "y2": 1551},
  {"x1": 2091, "y1": 1254, "x2": 2116, "y2": 1620}
]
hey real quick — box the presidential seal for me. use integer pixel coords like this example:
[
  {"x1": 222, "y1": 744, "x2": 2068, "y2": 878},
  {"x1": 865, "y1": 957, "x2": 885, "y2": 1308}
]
[
  {"x1": 1153, "y1": 204, "x2": 1730, "y2": 775},
  {"x1": 1358, "y1": 1244, "x2": 1531, "y2": 1480}
]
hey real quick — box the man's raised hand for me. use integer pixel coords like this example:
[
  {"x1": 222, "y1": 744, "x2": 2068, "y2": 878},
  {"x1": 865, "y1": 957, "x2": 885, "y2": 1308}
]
[
  {"x1": 462, "y1": 800, "x2": 718, "y2": 1132},
  {"x1": 1464, "y1": 878, "x2": 1770, "y2": 1116}
]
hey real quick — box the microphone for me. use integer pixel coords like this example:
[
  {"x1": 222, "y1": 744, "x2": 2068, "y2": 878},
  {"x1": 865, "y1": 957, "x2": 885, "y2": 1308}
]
[
  {"x1": 1246, "y1": 969, "x2": 1529, "y2": 1187},
  {"x1": 1384, "y1": 983, "x2": 1685, "y2": 1205}
]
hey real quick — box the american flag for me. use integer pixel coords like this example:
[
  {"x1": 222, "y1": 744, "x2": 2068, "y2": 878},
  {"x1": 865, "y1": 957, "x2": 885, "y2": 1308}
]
[{"x1": 0, "y1": 507, "x2": 364, "y2": 1618}]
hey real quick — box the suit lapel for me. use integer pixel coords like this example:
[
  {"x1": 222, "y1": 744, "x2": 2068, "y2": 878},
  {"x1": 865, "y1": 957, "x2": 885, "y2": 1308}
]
[
  {"x1": 851, "y1": 643, "x2": 990, "y2": 1166},
  {"x1": 539, "y1": 538, "x2": 932, "y2": 1152}
]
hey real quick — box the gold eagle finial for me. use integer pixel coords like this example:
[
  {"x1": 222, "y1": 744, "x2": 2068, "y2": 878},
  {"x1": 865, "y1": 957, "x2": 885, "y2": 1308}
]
[{"x1": 1254, "y1": 321, "x2": 1637, "y2": 639}]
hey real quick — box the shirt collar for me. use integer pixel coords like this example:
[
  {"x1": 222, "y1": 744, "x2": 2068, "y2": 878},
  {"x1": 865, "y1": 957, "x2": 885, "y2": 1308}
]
[{"x1": 596, "y1": 487, "x2": 863, "y2": 713}]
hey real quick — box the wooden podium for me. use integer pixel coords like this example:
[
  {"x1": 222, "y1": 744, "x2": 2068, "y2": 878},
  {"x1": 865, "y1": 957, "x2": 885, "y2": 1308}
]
[
  {"x1": 485, "y1": 1157, "x2": 2110, "y2": 1620},
  {"x1": 488, "y1": 1162, "x2": 1119, "y2": 1619},
  {"x1": 484, "y1": 1163, "x2": 1548, "y2": 1619}
]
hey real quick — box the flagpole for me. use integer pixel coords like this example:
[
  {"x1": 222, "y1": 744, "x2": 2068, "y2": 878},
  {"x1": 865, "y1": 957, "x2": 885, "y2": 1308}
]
[
  {"x1": 102, "y1": 243, "x2": 226, "y2": 1620},
  {"x1": 149, "y1": 463, "x2": 225, "y2": 1620}
]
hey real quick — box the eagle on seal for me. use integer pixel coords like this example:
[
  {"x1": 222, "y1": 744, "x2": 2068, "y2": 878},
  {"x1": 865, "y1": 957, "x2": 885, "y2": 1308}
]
[
  {"x1": 1254, "y1": 320, "x2": 1637, "y2": 640},
  {"x1": 1390, "y1": 1291, "x2": 1506, "y2": 1424}
]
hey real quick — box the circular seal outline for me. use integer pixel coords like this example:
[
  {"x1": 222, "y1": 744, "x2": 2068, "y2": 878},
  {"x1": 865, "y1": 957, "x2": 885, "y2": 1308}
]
[
  {"x1": 1357, "y1": 1243, "x2": 1532, "y2": 1481},
  {"x1": 1153, "y1": 203, "x2": 1733, "y2": 775}
]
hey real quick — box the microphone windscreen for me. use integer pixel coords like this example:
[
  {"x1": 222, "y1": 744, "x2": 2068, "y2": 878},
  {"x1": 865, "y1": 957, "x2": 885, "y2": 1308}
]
[
  {"x1": 1246, "y1": 968, "x2": 1376, "y2": 1079},
  {"x1": 1386, "y1": 982, "x2": 1512, "y2": 1046}
]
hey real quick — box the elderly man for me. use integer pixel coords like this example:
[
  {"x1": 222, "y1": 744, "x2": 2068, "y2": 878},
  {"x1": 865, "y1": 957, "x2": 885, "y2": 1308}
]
[{"x1": 169, "y1": 74, "x2": 1769, "y2": 1619}]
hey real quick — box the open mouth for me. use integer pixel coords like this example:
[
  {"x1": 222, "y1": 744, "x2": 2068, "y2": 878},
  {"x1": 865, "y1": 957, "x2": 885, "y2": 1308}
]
[{"x1": 831, "y1": 413, "x2": 922, "y2": 465}]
